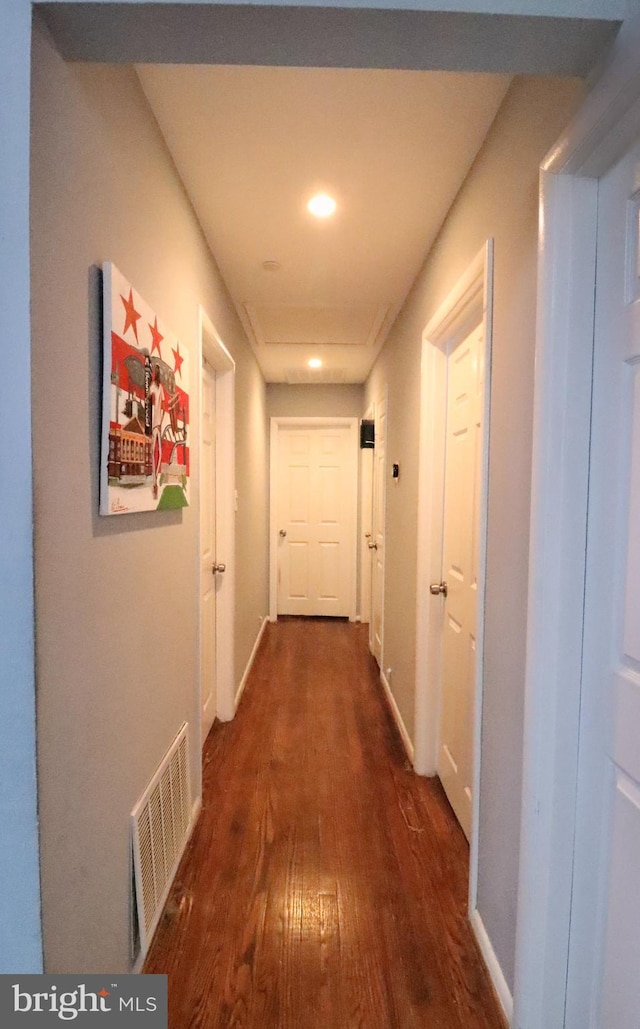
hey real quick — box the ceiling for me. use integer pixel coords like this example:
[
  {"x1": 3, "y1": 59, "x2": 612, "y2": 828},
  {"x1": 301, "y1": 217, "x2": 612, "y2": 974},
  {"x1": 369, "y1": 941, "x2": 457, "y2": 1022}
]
[
  {"x1": 137, "y1": 64, "x2": 511, "y2": 382},
  {"x1": 43, "y1": 3, "x2": 620, "y2": 385}
]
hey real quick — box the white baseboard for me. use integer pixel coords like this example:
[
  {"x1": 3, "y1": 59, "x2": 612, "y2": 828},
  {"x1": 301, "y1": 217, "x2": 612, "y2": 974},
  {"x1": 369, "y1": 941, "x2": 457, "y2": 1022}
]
[
  {"x1": 470, "y1": 908, "x2": 513, "y2": 1026},
  {"x1": 379, "y1": 670, "x2": 415, "y2": 764},
  {"x1": 190, "y1": 796, "x2": 203, "y2": 831},
  {"x1": 235, "y1": 616, "x2": 268, "y2": 710}
]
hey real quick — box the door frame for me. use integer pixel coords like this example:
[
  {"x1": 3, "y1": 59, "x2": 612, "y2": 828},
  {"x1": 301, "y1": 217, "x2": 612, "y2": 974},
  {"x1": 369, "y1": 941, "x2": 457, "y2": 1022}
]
[
  {"x1": 359, "y1": 401, "x2": 374, "y2": 625},
  {"x1": 197, "y1": 307, "x2": 235, "y2": 725},
  {"x1": 269, "y1": 416, "x2": 358, "y2": 622},
  {"x1": 414, "y1": 240, "x2": 494, "y2": 965},
  {"x1": 368, "y1": 389, "x2": 388, "y2": 664},
  {"x1": 514, "y1": 22, "x2": 640, "y2": 1029}
]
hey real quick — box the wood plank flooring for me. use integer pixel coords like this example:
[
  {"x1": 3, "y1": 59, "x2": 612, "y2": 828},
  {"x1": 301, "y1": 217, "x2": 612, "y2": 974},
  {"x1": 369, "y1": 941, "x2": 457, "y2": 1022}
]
[{"x1": 144, "y1": 619, "x2": 506, "y2": 1029}]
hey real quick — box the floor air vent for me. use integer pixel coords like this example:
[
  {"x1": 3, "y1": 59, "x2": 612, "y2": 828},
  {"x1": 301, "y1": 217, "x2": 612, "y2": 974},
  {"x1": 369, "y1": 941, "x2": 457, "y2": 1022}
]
[{"x1": 131, "y1": 722, "x2": 192, "y2": 958}]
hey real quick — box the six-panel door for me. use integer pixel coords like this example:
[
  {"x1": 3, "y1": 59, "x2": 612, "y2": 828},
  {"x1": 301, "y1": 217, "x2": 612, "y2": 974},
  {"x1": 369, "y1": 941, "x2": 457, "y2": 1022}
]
[{"x1": 277, "y1": 425, "x2": 355, "y2": 617}]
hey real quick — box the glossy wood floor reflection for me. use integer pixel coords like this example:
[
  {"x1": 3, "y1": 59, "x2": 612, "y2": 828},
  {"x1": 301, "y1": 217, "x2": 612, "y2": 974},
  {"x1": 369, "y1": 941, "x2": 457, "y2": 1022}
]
[{"x1": 144, "y1": 619, "x2": 505, "y2": 1029}]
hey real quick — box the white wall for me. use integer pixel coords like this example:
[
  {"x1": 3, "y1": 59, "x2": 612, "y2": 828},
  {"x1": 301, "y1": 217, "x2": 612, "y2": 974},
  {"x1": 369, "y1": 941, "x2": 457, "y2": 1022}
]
[
  {"x1": 30, "y1": 15, "x2": 268, "y2": 972},
  {"x1": 365, "y1": 75, "x2": 585, "y2": 991},
  {"x1": 267, "y1": 383, "x2": 364, "y2": 419}
]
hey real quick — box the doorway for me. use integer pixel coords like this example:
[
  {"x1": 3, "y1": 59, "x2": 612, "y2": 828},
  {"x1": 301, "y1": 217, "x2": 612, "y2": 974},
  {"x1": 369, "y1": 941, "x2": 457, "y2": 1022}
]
[
  {"x1": 369, "y1": 392, "x2": 387, "y2": 668},
  {"x1": 200, "y1": 358, "x2": 218, "y2": 745},
  {"x1": 198, "y1": 309, "x2": 235, "y2": 730},
  {"x1": 359, "y1": 403, "x2": 374, "y2": 626},
  {"x1": 413, "y1": 241, "x2": 496, "y2": 1001},
  {"x1": 513, "y1": 42, "x2": 640, "y2": 1029},
  {"x1": 562, "y1": 136, "x2": 640, "y2": 1029},
  {"x1": 21, "y1": 0, "x2": 625, "y2": 1000},
  {"x1": 437, "y1": 320, "x2": 486, "y2": 841},
  {"x1": 269, "y1": 417, "x2": 358, "y2": 620}
]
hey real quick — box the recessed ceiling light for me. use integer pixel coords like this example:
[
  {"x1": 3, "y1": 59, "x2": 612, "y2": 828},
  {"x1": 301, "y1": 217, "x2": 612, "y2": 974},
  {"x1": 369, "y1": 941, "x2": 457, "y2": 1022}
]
[
  {"x1": 307, "y1": 193, "x2": 336, "y2": 218},
  {"x1": 308, "y1": 358, "x2": 323, "y2": 369}
]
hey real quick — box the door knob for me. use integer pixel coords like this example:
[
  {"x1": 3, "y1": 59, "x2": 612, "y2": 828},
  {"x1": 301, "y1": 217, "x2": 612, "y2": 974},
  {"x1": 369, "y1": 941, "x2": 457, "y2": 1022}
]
[
  {"x1": 212, "y1": 563, "x2": 226, "y2": 574},
  {"x1": 430, "y1": 581, "x2": 448, "y2": 597},
  {"x1": 368, "y1": 541, "x2": 378, "y2": 550},
  {"x1": 279, "y1": 529, "x2": 287, "y2": 538}
]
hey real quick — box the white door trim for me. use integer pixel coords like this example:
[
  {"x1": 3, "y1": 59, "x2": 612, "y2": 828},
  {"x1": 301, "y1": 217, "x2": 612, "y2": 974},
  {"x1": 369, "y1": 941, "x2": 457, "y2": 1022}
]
[
  {"x1": 515, "y1": 17, "x2": 640, "y2": 1029},
  {"x1": 369, "y1": 388, "x2": 388, "y2": 666},
  {"x1": 414, "y1": 240, "x2": 494, "y2": 917},
  {"x1": 359, "y1": 401, "x2": 374, "y2": 625},
  {"x1": 198, "y1": 307, "x2": 235, "y2": 725},
  {"x1": 269, "y1": 417, "x2": 358, "y2": 623}
]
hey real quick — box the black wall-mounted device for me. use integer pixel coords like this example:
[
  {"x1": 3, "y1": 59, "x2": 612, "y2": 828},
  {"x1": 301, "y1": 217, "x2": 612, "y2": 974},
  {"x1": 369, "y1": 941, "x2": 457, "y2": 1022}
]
[{"x1": 360, "y1": 419, "x2": 375, "y2": 449}]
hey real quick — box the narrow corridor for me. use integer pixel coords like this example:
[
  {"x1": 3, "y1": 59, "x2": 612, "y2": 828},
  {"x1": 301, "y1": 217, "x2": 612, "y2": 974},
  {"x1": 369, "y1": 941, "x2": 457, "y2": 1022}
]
[{"x1": 144, "y1": 619, "x2": 505, "y2": 1028}]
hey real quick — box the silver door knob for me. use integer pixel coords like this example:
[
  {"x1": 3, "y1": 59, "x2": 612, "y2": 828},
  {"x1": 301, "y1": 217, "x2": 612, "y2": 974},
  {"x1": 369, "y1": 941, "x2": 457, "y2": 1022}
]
[
  {"x1": 368, "y1": 541, "x2": 378, "y2": 550},
  {"x1": 212, "y1": 563, "x2": 226, "y2": 574},
  {"x1": 279, "y1": 529, "x2": 287, "y2": 538},
  {"x1": 430, "y1": 581, "x2": 448, "y2": 597}
]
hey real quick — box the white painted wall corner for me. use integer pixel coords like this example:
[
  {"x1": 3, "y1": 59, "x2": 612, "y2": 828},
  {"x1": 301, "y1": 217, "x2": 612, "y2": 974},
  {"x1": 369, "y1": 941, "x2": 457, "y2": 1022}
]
[
  {"x1": 471, "y1": 908, "x2": 513, "y2": 1026},
  {"x1": 380, "y1": 669, "x2": 415, "y2": 764},
  {"x1": 235, "y1": 616, "x2": 269, "y2": 710}
]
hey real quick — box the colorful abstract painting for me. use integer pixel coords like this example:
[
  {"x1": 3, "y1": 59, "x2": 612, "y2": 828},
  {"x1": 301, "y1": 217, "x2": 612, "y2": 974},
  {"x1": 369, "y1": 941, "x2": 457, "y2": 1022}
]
[{"x1": 100, "y1": 263, "x2": 190, "y2": 515}]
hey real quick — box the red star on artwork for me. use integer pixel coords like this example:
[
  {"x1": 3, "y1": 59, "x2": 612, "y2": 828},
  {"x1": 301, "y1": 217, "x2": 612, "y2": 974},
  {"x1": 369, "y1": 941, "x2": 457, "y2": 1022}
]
[
  {"x1": 149, "y1": 316, "x2": 163, "y2": 356},
  {"x1": 172, "y1": 343, "x2": 184, "y2": 378},
  {"x1": 120, "y1": 288, "x2": 141, "y2": 343},
  {"x1": 98, "y1": 989, "x2": 110, "y2": 998}
]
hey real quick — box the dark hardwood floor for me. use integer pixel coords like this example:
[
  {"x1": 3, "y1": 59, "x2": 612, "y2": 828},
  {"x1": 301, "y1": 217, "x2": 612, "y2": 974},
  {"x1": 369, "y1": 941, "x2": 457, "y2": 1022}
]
[{"x1": 144, "y1": 619, "x2": 506, "y2": 1029}]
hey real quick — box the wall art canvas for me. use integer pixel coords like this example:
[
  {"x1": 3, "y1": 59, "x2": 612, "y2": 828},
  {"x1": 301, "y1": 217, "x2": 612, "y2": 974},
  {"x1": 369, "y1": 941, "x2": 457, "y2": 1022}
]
[{"x1": 100, "y1": 263, "x2": 190, "y2": 515}]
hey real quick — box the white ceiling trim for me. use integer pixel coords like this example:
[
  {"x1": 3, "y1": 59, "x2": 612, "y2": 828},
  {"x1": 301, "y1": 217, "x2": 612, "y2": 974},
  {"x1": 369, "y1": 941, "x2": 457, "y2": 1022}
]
[
  {"x1": 241, "y1": 302, "x2": 392, "y2": 348},
  {"x1": 284, "y1": 367, "x2": 348, "y2": 384}
]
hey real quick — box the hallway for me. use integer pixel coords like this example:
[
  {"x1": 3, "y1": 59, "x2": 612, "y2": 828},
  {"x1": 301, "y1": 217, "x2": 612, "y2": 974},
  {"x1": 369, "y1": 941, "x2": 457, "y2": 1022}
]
[{"x1": 144, "y1": 619, "x2": 505, "y2": 1028}]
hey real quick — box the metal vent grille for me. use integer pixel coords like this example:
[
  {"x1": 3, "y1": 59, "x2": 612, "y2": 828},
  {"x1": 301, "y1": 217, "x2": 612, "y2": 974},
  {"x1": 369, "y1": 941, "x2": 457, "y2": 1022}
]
[{"x1": 131, "y1": 723, "x2": 191, "y2": 957}]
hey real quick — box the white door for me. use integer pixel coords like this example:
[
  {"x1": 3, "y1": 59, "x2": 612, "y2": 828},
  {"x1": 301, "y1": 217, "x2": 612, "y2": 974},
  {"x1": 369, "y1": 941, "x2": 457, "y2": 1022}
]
[
  {"x1": 564, "y1": 139, "x2": 640, "y2": 1029},
  {"x1": 436, "y1": 324, "x2": 484, "y2": 841},
  {"x1": 200, "y1": 360, "x2": 217, "y2": 745},
  {"x1": 370, "y1": 395, "x2": 386, "y2": 665},
  {"x1": 276, "y1": 423, "x2": 355, "y2": 617}
]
